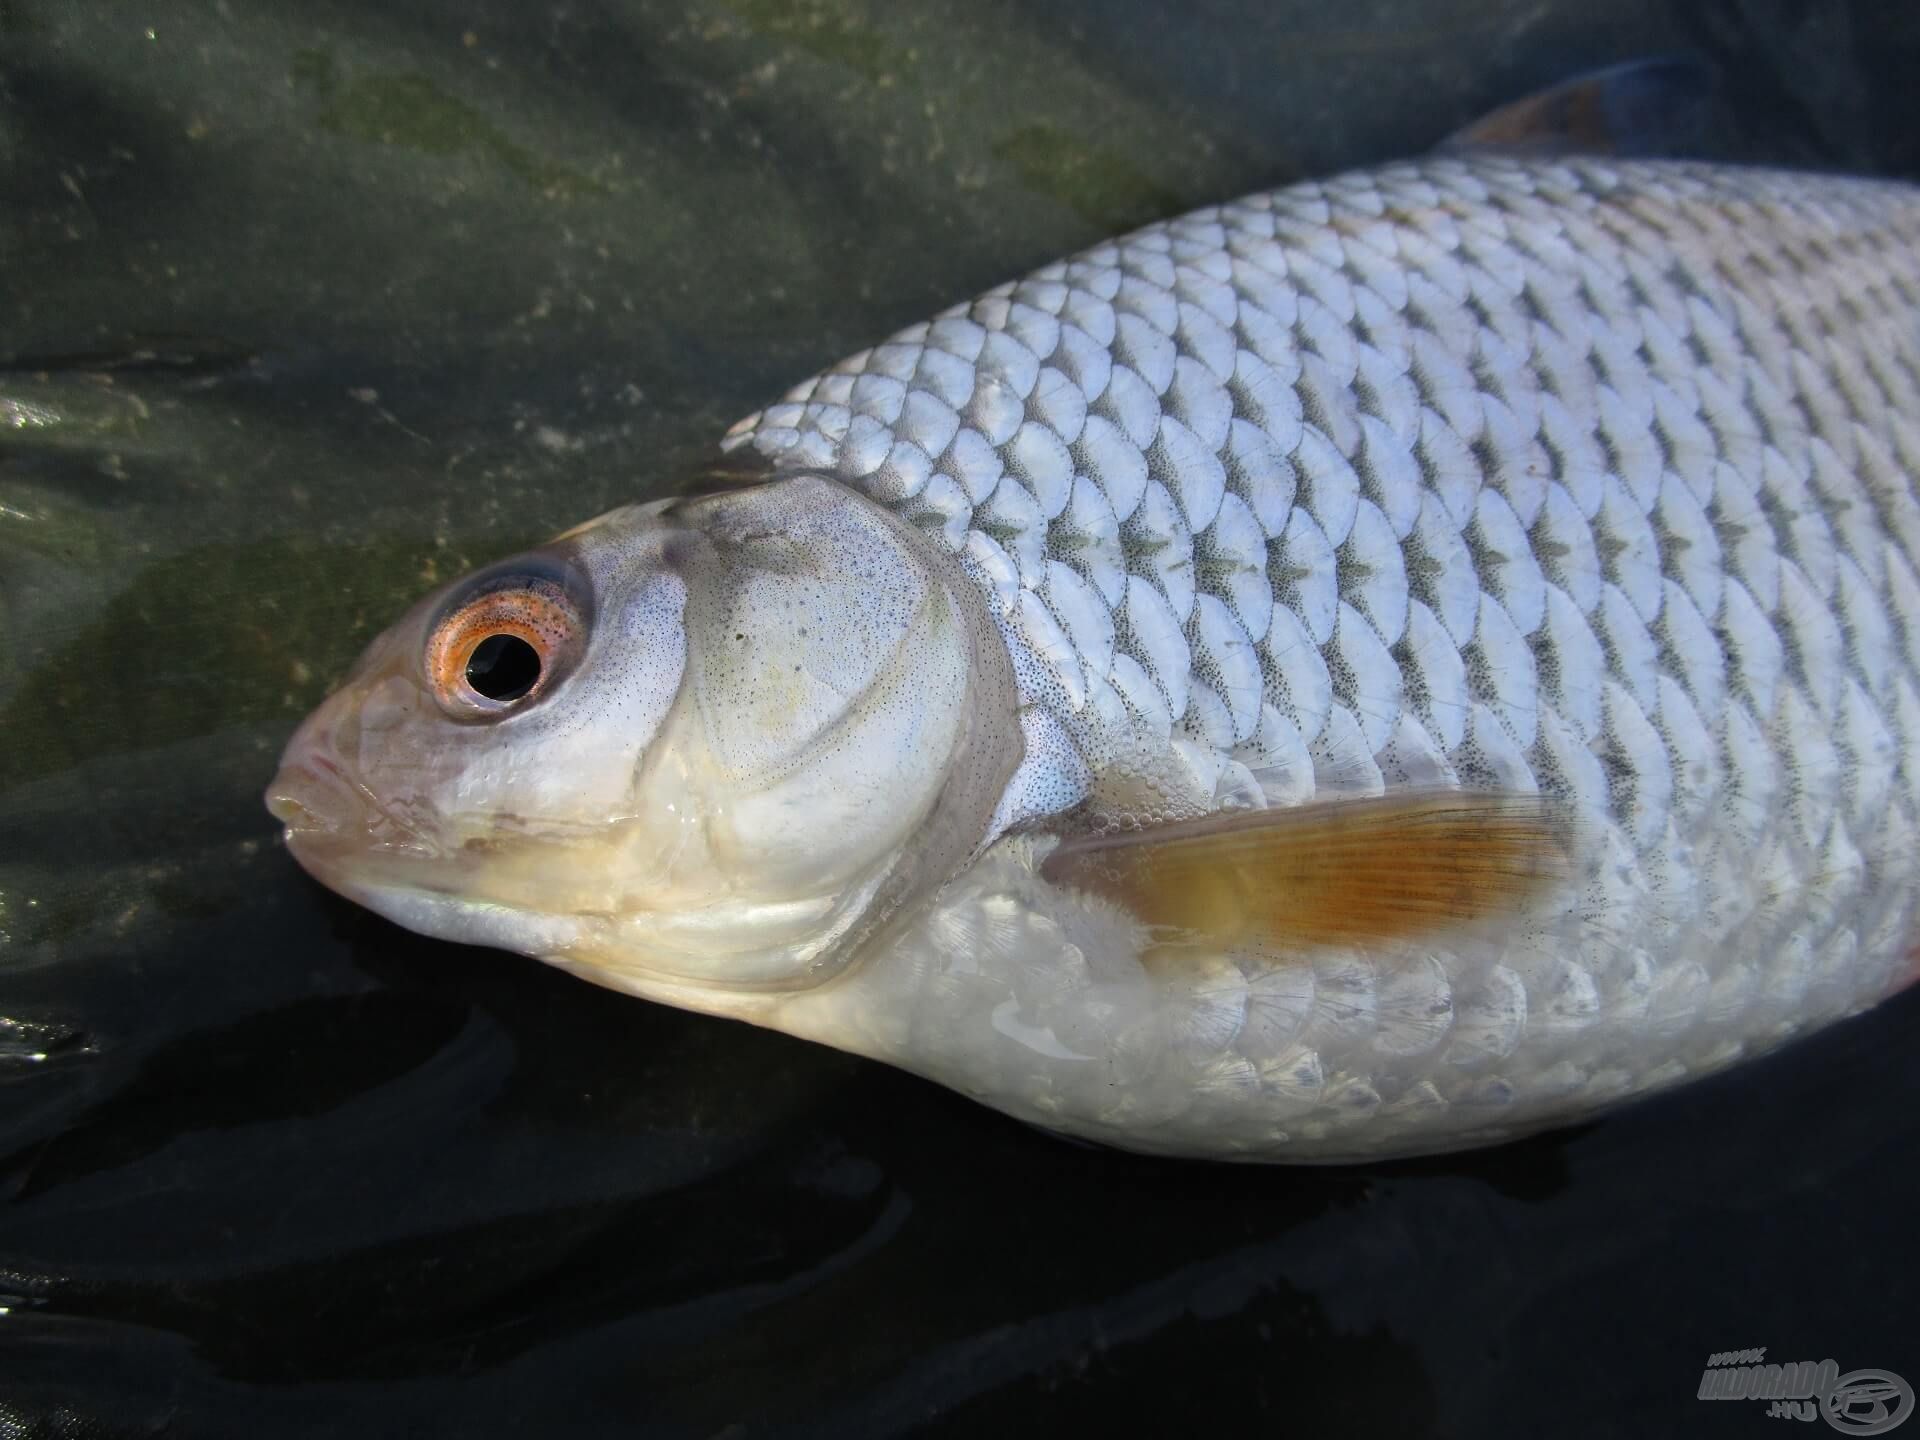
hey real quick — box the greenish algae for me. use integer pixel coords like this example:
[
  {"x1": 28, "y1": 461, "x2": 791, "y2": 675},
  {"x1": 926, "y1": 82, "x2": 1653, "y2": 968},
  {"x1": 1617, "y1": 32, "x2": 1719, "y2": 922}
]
[
  {"x1": 290, "y1": 49, "x2": 604, "y2": 197},
  {"x1": 0, "y1": 533, "x2": 509, "y2": 790},
  {"x1": 990, "y1": 123, "x2": 1187, "y2": 232},
  {"x1": 719, "y1": 0, "x2": 909, "y2": 82}
]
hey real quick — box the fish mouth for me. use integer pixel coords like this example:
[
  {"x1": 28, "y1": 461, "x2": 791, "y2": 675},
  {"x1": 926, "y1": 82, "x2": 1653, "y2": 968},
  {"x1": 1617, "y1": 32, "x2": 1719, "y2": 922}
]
[
  {"x1": 268, "y1": 758, "x2": 377, "y2": 898},
  {"x1": 266, "y1": 752, "x2": 612, "y2": 967},
  {"x1": 265, "y1": 758, "x2": 350, "y2": 835},
  {"x1": 266, "y1": 742, "x2": 445, "y2": 885},
  {"x1": 265, "y1": 755, "x2": 515, "y2": 939}
]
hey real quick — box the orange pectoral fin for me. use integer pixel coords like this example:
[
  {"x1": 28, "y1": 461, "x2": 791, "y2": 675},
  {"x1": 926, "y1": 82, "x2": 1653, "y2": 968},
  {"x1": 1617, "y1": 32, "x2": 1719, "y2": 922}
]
[{"x1": 1039, "y1": 790, "x2": 1573, "y2": 955}]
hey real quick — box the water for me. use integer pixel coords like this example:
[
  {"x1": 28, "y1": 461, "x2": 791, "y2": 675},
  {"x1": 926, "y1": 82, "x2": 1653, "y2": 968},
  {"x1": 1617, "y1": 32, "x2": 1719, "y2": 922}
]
[{"x1": 2, "y1": 2, "x2": 1916, "y2": 1434}]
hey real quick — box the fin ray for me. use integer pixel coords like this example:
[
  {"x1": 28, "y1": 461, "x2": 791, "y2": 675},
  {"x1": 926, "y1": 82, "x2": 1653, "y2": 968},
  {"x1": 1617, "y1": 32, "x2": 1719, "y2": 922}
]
[{"x1": 1041, "y1": 790, "x2": 1571, "y2": 956}]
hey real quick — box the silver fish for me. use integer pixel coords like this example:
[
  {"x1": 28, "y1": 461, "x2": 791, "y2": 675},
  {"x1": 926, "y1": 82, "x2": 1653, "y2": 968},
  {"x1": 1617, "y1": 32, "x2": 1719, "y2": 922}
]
[{"x1": 268, "y1": 149, "x2": 1920, "y2": 1162}]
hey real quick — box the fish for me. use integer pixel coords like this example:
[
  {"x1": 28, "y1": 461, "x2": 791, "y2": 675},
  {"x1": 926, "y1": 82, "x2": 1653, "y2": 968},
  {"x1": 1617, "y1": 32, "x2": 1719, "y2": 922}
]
[{"x1": 266, "y1": 71, "x2": 1920, "y2": 1162}]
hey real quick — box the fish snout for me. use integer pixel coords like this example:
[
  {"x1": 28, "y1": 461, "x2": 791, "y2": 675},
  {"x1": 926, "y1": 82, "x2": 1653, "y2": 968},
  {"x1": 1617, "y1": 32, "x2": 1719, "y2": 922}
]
[
  {"x1": 265, "y1": 701, "x2": 398, "y2": 879},
  {"x1": 267, "y1": 748, "x2": 409, "y2": 883},
  {"x1": 267, "y1": 702, "x2": 446, "y2": 882}
]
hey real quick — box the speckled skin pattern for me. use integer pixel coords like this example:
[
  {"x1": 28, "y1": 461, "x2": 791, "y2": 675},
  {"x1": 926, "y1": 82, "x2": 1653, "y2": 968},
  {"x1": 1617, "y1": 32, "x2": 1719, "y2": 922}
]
[{"x1": 720, "y1": 156, "x2": 1920, "y2": 1158}]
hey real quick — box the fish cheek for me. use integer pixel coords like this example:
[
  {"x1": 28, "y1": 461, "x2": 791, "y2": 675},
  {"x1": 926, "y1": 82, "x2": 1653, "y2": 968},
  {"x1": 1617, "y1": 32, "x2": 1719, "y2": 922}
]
[{"x1": 457, "y1": 565, "x2": 688, "y2": 834}]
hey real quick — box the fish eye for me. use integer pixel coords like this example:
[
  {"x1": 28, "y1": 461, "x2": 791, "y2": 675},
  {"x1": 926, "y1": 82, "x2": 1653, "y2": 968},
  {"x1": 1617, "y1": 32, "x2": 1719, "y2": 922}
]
[{"x1": 425, "y1": 573, "x2": 585, "y2": 718}]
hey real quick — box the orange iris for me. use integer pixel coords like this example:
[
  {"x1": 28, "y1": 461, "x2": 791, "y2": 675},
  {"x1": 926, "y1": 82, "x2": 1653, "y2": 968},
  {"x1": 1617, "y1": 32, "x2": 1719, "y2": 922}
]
[{"x1": 425, "y1": 578, "x2": 581, "y2": 715}]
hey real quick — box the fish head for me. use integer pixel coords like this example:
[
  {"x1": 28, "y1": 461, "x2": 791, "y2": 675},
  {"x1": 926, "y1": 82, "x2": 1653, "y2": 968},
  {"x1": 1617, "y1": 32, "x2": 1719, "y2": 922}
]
[{"x1": 267, "y1": 474, "x2": 1019, "y2": 1010}]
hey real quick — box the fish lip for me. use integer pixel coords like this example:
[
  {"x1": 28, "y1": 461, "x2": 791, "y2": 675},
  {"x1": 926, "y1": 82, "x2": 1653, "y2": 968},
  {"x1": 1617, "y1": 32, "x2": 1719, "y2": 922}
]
[
  {"x1": 265, "y1": 754, "x2": 364, "y2": 839},
  {"x1": 265, "y1": 763, "x2": 327, "y2": 831}
]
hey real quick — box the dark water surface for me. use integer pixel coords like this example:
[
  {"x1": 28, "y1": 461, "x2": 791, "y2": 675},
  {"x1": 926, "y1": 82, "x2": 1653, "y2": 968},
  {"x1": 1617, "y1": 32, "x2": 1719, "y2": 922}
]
[{"x1": 3, "y1": 2, "x2": 1918, "y2": 1435}]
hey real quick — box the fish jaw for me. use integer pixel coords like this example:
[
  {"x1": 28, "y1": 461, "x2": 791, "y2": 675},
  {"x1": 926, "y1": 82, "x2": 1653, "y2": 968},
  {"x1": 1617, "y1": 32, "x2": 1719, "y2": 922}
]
[{"x1": 266, "y1": 684, "x2": 605, "y2": 962}]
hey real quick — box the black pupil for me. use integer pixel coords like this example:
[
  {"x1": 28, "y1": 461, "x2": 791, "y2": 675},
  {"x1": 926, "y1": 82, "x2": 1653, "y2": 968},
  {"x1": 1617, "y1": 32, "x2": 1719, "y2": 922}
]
[{"x1": 465, "y1": 633, "x2": 542, "y2": 702}]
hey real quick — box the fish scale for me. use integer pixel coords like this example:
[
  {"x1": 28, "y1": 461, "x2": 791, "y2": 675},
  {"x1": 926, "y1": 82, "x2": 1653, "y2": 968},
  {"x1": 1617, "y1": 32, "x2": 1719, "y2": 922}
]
[{"x1": 718, "y1": 154, "x2": 1920, "y2": 1155}]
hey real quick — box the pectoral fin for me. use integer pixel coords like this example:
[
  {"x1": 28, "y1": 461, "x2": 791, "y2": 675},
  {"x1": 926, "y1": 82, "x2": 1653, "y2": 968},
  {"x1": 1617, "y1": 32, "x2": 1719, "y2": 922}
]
[{"x1": 1040, "y1": 790, "x2": 1570, "y2": 955}]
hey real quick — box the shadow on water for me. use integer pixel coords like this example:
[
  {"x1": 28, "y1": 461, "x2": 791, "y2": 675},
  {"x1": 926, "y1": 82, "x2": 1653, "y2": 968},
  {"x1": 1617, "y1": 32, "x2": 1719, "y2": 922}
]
[{"x1": 2, "y1": 0, "x2": 1919, "y2": 1436}]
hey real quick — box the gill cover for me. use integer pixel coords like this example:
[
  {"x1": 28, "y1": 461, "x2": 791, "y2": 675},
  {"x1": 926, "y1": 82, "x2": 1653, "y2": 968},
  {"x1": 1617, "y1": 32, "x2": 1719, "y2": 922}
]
[{"x1": 605, "y1": 475, "x2": 1021, "y2": 990}]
